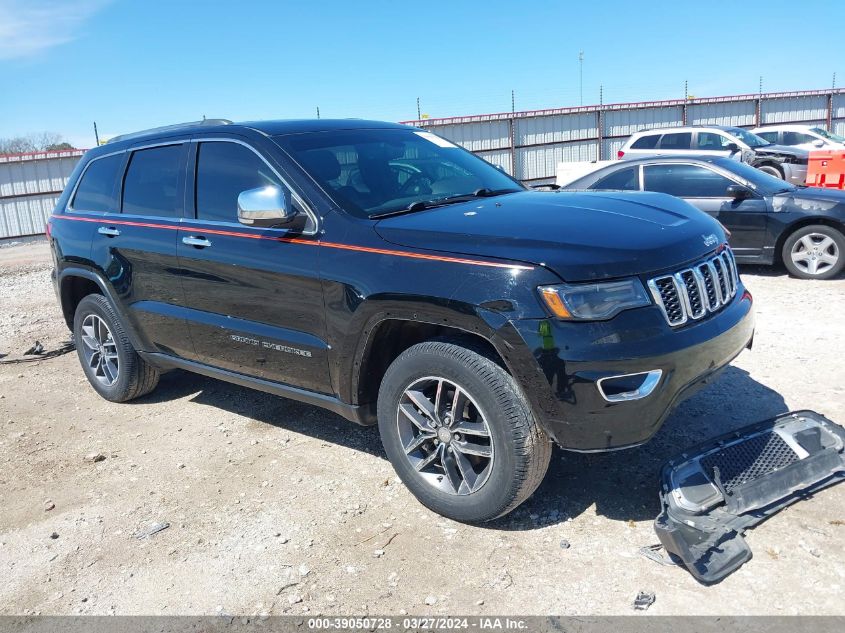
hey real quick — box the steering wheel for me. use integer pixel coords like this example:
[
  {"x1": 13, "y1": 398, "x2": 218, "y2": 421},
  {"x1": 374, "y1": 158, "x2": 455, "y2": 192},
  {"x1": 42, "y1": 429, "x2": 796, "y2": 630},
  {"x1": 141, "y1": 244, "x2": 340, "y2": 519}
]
[{"x1": 396, "y1": 170, "x2": 432, "y2": 196}]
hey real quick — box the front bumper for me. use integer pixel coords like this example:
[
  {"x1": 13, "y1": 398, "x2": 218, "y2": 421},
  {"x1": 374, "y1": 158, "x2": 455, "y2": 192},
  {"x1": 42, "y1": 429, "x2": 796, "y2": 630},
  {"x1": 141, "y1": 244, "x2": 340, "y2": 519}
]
[{"x1": 504, "y1": 287, "x2": 755, "y2": 451}]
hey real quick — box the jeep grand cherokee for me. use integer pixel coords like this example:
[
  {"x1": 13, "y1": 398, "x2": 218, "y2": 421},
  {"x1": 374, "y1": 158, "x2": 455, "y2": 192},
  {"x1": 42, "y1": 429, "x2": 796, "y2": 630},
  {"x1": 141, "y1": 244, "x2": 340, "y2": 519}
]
[{"x1": 47, "y1": 119, "x2": 755, "y2": 522}]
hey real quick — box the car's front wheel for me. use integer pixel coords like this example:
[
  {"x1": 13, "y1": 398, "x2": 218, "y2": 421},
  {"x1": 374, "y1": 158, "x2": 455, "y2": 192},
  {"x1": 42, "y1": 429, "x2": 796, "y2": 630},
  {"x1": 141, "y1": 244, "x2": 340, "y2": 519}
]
[
  {"x1": 377, "y1": 340, "x2": 552, "y2": 522},
  {"x1": 782, "y1": 224, "x2": 845, "y2": 280},
  {"x1": 73, "y1": 294, "x2": 160, "y2": 402},
  {"x1": 757, "y1": 163, "x2": 784, "y2": 179}
]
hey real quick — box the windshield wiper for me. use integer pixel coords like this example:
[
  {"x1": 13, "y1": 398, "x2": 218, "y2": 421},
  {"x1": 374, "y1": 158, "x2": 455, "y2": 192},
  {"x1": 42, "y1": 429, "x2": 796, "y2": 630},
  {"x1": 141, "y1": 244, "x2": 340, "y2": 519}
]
[{"x1": 369, "y1": 188, "x2": 521, "y2": 218}]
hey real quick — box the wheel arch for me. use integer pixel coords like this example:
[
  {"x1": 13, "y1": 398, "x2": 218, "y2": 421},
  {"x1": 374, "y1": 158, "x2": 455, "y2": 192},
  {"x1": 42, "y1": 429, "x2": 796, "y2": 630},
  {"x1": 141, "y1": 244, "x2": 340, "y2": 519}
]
[
  {"x1": 58, "y1": 268, "x2": 144, "y2": 349},
  {"x1": 352, "y1": 316, "x2": 512, "y2": 409}
]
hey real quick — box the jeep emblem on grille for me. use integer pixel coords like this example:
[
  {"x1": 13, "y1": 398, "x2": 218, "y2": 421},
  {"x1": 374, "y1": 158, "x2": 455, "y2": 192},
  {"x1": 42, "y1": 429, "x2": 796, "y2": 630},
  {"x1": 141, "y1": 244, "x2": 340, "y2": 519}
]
[{"x1": 702, "y1": 233, "x2": 719, "y2": 247}]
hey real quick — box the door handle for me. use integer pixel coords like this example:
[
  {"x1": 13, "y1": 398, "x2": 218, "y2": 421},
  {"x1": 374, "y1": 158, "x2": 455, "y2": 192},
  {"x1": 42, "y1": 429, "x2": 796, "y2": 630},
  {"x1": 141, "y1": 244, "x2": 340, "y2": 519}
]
[
  {"x1": 182, "y1": 235, "x2": 212, "y2": 248},
  {"x1": 98, "y1": 226, "x2": 120, "y2": 237}
]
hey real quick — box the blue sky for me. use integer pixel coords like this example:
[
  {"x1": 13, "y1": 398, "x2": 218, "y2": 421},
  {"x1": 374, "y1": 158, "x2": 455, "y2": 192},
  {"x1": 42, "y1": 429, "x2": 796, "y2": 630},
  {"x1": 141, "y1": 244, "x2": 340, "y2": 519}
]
[{"x1": 1, "y1": 0, "x2": 842, "y2": 148}]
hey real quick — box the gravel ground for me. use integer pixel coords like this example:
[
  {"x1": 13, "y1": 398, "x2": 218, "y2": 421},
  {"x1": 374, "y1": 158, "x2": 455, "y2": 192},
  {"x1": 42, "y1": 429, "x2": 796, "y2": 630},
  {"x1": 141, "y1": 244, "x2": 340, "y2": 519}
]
[{"x1": 1, "y1": 240, "x2": 844, "y2": 616}]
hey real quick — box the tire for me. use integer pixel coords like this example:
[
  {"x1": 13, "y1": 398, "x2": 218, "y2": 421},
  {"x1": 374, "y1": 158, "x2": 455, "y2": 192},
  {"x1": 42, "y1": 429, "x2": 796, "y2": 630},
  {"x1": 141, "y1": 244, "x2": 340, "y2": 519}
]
[
  {"x1": 73, "y1": 293, "x2": 160, "y2": 402},
  {"x1": 377, "y1": 340, "x2": 552, "y2": 523},
  {"x1": 757, "y1": 163, "x2": 784, "y2": 179},
  {"x1": 782, "y1": 224, "x2": 845, "y2": 280}
]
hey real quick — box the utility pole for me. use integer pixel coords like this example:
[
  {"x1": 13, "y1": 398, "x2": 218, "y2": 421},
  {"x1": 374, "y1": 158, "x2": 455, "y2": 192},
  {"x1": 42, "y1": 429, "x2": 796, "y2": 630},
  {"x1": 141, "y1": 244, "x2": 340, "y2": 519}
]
[
  {"x1": 834, "y1": 72, "x2": 837, "y2": 89},
  {"x1": 684, "y1": 80, "x2": 688, "y2": 100},
  {"x1": 578, "y1": 51, "x2": 584, "y2": 106},
  {"x1": 759, "y1": 75, "x2": 763, "y2": 94},
  {"x1": 511, "y1": 90, "x2": 515, "y2": 113},
  {"x1": 316, "y1": 106, "x2": 320, "y2": 119},
  {"x1": 417, "y1": 97, "x2": 421, "y2": 120},
  {"x1": 93, "y1": 121, "x2": 100, "y2": 146}
]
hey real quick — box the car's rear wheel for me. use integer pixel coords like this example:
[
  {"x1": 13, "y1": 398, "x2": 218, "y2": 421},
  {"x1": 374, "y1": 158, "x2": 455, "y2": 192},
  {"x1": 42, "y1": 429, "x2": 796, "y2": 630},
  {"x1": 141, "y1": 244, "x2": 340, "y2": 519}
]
[
  {"x1": 782, "y1": 225, "x2": 845, "y2": 280},
  {"x1": 73, "y1": 294, "x2": 160, "y2": 401},
  {"x1": 757, "y1": 163, "x2": 784, "y2": 179},
  {"x1": 377, "y1": 340, "x2": 552, "y2": 522}
]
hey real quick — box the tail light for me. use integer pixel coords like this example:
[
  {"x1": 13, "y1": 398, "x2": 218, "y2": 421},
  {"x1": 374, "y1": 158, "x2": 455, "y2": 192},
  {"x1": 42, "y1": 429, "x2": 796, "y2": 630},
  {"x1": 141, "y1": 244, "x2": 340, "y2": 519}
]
[{"x1": 617, "y1": 150, "x2": 625, "y2": 159}]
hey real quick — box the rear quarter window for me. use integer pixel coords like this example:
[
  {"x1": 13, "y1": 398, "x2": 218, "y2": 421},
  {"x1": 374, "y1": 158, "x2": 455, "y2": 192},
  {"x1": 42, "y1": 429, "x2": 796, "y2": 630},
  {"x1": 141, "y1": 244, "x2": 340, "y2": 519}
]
[
  {"x1": 593, "y1": 166, "x2": 639, "y2": 190},
  {"x1": 631, "y1": 135, "x2": 659, "y2": 150},
  {"x1": 71, "y1": 154, "x2": 123, "y2": 213}
]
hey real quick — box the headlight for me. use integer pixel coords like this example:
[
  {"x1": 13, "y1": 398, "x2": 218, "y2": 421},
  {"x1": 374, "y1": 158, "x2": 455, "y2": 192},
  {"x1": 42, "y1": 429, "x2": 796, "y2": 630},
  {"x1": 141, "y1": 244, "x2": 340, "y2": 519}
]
[{"x1": 538, "y1": 278, "x2": 651, "y2": 320}]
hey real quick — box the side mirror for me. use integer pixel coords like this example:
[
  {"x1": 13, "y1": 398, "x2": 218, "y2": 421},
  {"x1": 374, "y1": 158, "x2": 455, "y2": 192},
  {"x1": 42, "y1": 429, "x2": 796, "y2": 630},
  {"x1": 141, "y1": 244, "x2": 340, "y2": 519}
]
[
  {"x1": 237, "y1": 186, "x2": 292, "y2": 228},
  {"x1": 813, "y1": 139, "x2": 825, "y2": 148},
  {"x1": 726, "y1": 184, "x2": 752, "y2": 200},
  {"x1": 726, "y1": 143, "x2": 740, "y2": 154}
]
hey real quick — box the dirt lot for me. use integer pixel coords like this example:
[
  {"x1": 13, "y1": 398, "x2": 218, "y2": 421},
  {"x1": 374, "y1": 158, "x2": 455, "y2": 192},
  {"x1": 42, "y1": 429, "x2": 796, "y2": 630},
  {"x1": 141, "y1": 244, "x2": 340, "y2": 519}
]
[{"x1": 1, "y1": 240, "x2": 844, "y2": 616}]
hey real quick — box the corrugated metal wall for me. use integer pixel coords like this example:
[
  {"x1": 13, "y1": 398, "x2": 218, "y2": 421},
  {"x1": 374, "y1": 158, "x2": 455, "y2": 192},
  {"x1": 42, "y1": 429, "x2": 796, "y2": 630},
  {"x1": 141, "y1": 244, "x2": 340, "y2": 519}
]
[
  {"x1": 410, "y1": 88, "x2": 845, "y2": 183},
  {"x1": 0, "y1": 150, "x2": 83, "y2": 239}
]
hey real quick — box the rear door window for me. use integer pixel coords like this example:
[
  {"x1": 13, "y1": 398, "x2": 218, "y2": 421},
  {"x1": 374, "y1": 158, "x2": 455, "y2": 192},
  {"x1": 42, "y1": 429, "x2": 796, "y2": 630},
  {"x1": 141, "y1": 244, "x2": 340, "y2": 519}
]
[
  {"x1": 756, "y1": 131, "x2": 779, "y2": 143},
  {"x1": 593, "y1": 166, "x2": 640, "y2": 190},
  {"x1": 71, "y1": 154, "x2": 122, "y2": 213},
  {"x1": 657, "y1": 133, "x2": 692, "y2": 150},
  {"x1": 631, "y1": 135, "x2": 659, "y2": 150},
  {"x1": 122, "y1": 145, "x2": 183, "y2": 217},
  {"x1": 643, "y1": 164, "x2": 734, "y2": 197}
]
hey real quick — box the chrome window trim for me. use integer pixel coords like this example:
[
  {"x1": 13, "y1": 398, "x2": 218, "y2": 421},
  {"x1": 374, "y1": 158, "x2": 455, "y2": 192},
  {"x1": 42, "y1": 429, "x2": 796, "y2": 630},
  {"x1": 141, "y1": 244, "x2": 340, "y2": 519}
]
[{"x1": 192, "y1": 137, "x2": 319, "y2": 236}]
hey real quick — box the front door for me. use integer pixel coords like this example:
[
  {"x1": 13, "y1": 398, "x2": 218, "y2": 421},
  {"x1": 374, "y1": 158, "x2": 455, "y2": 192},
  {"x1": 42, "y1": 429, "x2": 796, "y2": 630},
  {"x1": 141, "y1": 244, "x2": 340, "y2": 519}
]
[
  {"x1": 176, "y1": 138, "x2": 332, "y2": 394},
  {"x1": 642, "y1": 163, "x2": 769, "y2": 259}
]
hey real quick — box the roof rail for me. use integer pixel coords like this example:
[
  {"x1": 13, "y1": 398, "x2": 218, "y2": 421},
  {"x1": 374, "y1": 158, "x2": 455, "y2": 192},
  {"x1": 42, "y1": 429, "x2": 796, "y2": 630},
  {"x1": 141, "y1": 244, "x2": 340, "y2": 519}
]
[{"x1": 107, "y1": 119, "x2": 232, "y2": 144}]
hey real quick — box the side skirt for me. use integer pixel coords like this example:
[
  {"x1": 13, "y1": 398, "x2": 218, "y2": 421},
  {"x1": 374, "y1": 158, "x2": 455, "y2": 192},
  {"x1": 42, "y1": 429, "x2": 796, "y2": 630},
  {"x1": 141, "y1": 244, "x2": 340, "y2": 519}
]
[{"x1": 139, "y1": 352, "x2": 377, "y2": 426}]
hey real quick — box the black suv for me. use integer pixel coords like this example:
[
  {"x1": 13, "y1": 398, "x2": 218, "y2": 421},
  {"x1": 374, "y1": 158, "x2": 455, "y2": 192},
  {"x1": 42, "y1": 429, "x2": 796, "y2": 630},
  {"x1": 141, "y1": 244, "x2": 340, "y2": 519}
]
[{"x1": 48, "y1": 119, "x2": 755, "y2": 522}]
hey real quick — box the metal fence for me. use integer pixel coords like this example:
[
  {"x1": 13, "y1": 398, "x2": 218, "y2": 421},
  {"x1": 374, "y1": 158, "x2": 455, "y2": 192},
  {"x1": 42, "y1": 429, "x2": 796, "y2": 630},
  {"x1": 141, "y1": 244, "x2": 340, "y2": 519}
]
[
  {"x1": 405, "y1": 88, "x2": 845, "y2": 184},
  {"x1": 0, "y1": 149, "x2": 84, "y2": 239}
]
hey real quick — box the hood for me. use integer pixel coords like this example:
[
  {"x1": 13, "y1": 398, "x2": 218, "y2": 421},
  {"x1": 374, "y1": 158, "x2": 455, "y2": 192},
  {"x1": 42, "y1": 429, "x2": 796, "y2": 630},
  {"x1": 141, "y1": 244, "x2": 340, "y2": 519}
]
[
  {"x1": 773, "y1": 186, "x2": 845, "y2": 213},
  {"x1": 374, "y1": 191, "x2": 726, "y2": 281}
]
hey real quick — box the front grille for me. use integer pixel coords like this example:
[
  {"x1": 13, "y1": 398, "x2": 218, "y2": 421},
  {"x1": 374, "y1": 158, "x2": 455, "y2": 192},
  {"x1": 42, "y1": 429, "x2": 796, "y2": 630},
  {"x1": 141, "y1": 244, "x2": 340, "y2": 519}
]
[
  {"x1": 700, "y1": 432, "x2": 799, "y2": 494},
  {"x1": 648, "y1": 247, "x2": 738, "y2": 327}
]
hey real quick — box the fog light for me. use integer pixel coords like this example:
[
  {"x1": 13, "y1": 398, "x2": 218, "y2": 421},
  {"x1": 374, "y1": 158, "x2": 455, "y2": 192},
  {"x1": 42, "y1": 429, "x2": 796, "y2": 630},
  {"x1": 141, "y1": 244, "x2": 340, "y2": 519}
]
[{"x1": 597, "y1": 369, "x2": 663, "y2": 402}]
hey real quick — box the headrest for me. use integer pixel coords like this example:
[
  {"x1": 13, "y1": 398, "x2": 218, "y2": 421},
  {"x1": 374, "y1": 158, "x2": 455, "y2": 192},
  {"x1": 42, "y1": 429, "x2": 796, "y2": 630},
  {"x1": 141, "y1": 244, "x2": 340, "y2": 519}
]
[{"x1": 302, "y1": 150, "x2": 341, "y2": 181}]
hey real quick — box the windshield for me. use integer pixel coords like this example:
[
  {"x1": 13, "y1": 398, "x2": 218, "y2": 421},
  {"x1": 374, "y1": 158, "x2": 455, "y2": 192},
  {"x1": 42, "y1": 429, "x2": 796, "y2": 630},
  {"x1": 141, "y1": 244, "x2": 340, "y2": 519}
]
[
  {"x1": 274, "y1": 128, "x2": 523, "y2": 218},
  {"x1": 726, "y1": 127, "x2": 770, "y2": 148},
  {"x1": 811, "y1": 127, "x2": 845, "y2": 143},
  {"x1": 712, "y1": 158, "x2": 797, "y2": 194}
]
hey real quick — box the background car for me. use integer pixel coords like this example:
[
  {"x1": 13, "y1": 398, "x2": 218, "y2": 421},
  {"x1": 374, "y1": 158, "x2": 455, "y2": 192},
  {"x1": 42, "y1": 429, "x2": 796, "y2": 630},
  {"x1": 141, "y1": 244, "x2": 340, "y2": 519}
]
[
  {"x1": 751, "y1": 124, "x2": 845, "y2": 151},
  {"x1": 562, "y1": 156, "x2": 845, "y2": 280},
  {"x1": 617, "y1": 125, "x2": 809, "y2": 184}
]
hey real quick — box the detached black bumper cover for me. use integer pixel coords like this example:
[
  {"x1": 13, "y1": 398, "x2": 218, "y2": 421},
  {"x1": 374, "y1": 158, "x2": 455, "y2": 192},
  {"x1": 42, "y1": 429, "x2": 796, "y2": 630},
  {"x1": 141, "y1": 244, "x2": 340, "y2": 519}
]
[{"x1": 655, "y1": 410, "x2": 845, "y2": 584}]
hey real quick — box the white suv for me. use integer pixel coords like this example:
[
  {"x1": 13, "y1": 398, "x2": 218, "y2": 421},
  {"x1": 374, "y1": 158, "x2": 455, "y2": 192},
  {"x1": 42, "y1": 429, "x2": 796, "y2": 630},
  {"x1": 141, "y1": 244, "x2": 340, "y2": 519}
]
[
  {"x1": 617, "y1": 125, "x2": 809, "y2": 184},
  {"x1": 750, "y1": 124, "x2": 845, "y2": 152}
]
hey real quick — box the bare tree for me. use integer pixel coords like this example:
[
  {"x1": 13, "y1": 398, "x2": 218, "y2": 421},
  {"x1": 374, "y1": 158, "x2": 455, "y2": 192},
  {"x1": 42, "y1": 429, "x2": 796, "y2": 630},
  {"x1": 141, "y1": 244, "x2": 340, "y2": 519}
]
[{"x1": 0, "y1": 132, "x2": 74, "y2": 154}]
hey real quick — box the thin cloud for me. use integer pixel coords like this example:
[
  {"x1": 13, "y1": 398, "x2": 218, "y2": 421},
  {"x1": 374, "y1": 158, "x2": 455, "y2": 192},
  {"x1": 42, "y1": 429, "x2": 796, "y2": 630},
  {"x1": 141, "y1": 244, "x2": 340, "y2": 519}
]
[{"x1": 0, "y1": 0, "x2": 110, "y2": 60}]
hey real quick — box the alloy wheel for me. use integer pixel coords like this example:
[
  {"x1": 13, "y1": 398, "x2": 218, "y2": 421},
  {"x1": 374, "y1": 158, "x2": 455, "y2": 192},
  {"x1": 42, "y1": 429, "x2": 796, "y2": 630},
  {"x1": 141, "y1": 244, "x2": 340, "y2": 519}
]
[
  {"x1": 790, "y1": 233, "x2": 840, "y2": 276},
  {"x1": 80, "y1": 314, "x2": 120, "y2": 386},
  {"x1": 396, "y1": 376, "x2": 494, "y2": 495}
]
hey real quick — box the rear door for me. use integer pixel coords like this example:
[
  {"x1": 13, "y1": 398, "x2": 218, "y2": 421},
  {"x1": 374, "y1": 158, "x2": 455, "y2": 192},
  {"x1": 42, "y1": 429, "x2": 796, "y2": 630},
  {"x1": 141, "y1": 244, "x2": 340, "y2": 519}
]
[
  {"x1": 176, "y1": 136, "x2": 331, "y2": 393},
  {"x1": 642, "y1": 163, "x2": 770, "y2": 259},
  {"x1": 88, "y1": 142, "x2": 194, "y2": 357}
]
